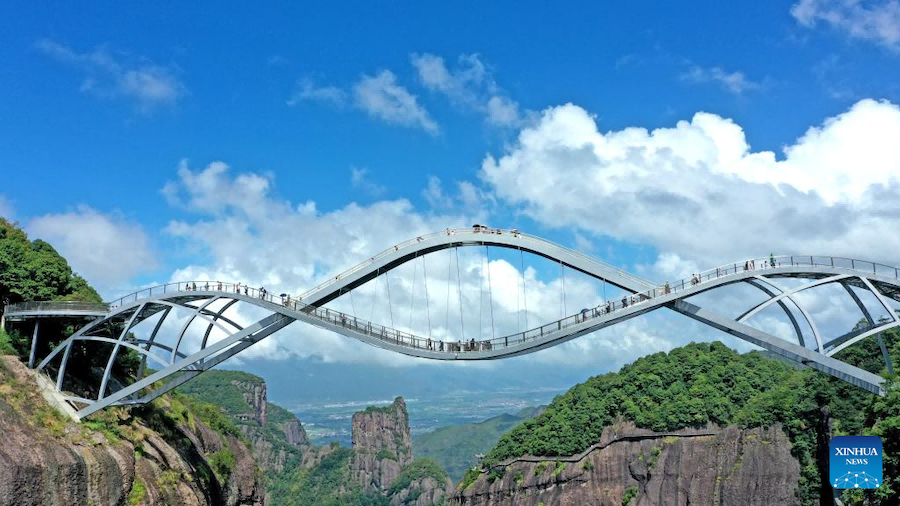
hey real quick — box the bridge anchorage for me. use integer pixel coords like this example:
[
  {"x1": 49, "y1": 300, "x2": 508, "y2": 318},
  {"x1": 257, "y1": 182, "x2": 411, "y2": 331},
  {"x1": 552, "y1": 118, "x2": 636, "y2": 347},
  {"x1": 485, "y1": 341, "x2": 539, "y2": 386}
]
[{"x1": 3, "y1": 227, "x2": 897, "y2": 419}]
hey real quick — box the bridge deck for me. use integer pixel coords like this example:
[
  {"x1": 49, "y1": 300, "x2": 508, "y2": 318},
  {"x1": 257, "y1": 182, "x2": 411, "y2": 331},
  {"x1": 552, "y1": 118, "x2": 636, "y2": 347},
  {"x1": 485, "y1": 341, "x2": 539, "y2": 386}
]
[
  {"x1": 13, "y1": 228, "x2": 899, "y2": 417},
  {"x1": 4, "y1": 301, "x2": 109, "y2": 321}
]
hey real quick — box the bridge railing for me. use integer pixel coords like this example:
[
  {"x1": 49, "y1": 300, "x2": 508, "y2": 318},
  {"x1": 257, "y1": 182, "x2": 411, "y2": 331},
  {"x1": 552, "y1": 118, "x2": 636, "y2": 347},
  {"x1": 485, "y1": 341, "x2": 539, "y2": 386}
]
[
  {"x1": 5, "y1": 300, "x2": 110, "y2": 314},
  {"x1": 471, "y1": 254, "x2": 900, "y2": 352},
  {"x1": 86, "y1": 254, "x2": 900, "y2": 356}
]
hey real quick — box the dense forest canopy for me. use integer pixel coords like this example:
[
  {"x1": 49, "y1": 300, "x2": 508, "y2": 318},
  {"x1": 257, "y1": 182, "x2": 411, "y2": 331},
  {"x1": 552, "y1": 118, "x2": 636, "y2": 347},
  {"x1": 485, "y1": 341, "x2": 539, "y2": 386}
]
[
  {"x1": 0, "y1": 217, "x2": 101, "y2": 311},
  {"x1": 480, "y1": 335, "x2": 900, "y2": 505}
]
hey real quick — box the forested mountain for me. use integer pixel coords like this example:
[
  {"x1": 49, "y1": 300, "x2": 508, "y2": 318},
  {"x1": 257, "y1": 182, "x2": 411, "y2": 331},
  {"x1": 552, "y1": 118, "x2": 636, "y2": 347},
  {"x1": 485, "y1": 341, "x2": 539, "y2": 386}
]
[
  {"x1": 466, "y1": 335, "x2": 899, "y2": 505},
  {"x1": 179, "y1": 373, "x2": 453, "y2": 506}
]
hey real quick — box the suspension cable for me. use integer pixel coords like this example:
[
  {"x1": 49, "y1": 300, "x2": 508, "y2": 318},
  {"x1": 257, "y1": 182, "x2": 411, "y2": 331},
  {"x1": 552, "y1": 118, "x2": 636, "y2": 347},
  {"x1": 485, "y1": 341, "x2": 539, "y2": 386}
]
[
  {"x1": 480, "y1": 248, "x2": 484, "y2": 339},
  {"x1": 456, "y1": 248, "x2": 465, "y2": 341},
  {"x1": 409, "y1": 252, "x2": 417, "y2": 331},
  {"x1": 559, "y1": 259, "x2": 564, "y2": 319},
  {"x1": 349, "y1": 288, "x2": 357, "y2": 318},
  {"x1": 559, "y1": 260, "x2": 569, "y2": 318},
  {"x1": 520, "y1": 248, "x2": 528, "y2": 330},
  {"x1": 423, "y1": 255, "x2": 432, "y2": 340},
  {"x1": 386, "y1": 269, "x2": 395, "y2": 328},
  {"x1": 446, "y1": 250, "x2": 451, "y2": 337},
  {"x1": 486, "y1": 246, "x2": 495, "y2": 340},
  {"x1": 370, "y1": 268, "x2": 379, "y2": 321},
  {"x1": 516, "y1": 257, "x2": 520, "y2": 334}
]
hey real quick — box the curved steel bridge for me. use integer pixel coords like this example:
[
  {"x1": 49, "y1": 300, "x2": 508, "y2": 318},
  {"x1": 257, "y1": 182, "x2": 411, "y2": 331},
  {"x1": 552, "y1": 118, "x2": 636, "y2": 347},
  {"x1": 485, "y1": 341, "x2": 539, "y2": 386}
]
[{"x1": 4, "y1": 227, "x2": 898, "y2": 419}]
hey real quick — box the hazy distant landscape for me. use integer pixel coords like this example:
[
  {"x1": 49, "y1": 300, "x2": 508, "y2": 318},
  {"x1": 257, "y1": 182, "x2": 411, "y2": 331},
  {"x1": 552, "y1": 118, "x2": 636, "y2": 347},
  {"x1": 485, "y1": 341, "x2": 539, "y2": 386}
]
[
  {"x1": 282, "y1": 386, "x2": 564, "y2": 446},
  {"x1": 233, "y1": 355, "x2": 584, "y2": 446}
]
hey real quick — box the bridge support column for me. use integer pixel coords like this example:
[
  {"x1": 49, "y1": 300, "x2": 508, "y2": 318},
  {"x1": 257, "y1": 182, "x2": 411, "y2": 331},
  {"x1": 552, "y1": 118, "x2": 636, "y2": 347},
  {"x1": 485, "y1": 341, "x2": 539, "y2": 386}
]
[{"x1": 28, "y1": 320, "x2": 40, "y2": 368}]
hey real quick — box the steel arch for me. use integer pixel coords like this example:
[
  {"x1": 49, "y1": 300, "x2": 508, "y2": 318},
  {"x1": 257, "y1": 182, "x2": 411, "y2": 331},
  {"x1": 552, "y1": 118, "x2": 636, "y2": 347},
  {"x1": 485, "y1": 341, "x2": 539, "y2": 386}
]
[{"x1": 2, "y1": 228, "x2": 894, "y2": 418}]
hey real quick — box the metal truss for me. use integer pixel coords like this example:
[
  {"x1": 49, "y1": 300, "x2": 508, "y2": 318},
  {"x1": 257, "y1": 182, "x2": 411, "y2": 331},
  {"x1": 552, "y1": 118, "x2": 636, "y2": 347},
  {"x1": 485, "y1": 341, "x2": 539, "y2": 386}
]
[{"x1": 4, "y1": 227, "x2": 895, "y2": 418}]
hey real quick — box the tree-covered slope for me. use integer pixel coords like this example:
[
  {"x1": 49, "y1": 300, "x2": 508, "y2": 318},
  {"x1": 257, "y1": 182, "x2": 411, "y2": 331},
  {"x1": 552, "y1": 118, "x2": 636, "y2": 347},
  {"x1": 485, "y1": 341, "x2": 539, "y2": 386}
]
[
  {"x1": 0, "y1": 217, "x2": 140, "y2": 388},
  {"x1": 485, "y1": 341, "x2": 796, "y2": 465},
  {"x1": 0, "y1": 217, "x2": 101, "y2": 309},
  {"x1": 175, "y1": 369, "x2": 315, "y2": 504},
  {"x1": 414, "y1": 405, "x2": 544, "y2": 481},
  {"x1": 176, "y1": 369, "x2": 263, "y2": 415},
  {"x1": 480, "y1": 334, "x2": 900, "y2": 505}
]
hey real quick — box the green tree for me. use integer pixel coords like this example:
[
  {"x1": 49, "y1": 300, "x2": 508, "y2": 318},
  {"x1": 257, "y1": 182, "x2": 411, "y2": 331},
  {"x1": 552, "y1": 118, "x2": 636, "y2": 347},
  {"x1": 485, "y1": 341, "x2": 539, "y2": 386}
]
[{"x1": 843, "y1": 378, "x2": 900, "y2": 505}]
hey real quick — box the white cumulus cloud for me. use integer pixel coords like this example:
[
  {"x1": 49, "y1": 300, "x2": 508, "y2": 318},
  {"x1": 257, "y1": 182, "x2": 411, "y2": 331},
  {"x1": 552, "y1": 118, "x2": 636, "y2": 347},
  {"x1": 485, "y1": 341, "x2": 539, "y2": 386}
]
[
  {"x1": 28, "y1": 205, "x2": 157, "y2": 290},
  {"x1": 481, "y1": 99, "x2": 900, "y2": 269}
]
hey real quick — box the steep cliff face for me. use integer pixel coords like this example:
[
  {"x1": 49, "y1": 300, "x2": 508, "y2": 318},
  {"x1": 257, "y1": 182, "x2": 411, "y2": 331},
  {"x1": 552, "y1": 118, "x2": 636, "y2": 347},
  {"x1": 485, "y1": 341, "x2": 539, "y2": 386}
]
[
  {"x1": 178, "y1": 370, "x2": 312, "y2": 477},
  {"x1": 0, "y1": 355, "x2": 265, "y2": 506},
  {"x1": 232, "y1": 378, "x2": 267, "y2": 426},
  {"x1": 387, "y1": 459, "x2": 456, "y2": 506},
  {"x1": 389, "y1": 476, "x2": 453, "y2": 506},
  {"x1": 347, "y1": 397, "x2": 454, "y2": 505},
  {"x1": 282, "y1": 417, "x2": 310, "y2": 447},
  {"x1": 352, "y1": 397, "x2": 415, "y2": 493},
  {"x1": 238, "y1": 401, "x2": 311, "y2": 474},
  {"x1": 453, "y1": 421, "x2": 799, "y2": 506}
]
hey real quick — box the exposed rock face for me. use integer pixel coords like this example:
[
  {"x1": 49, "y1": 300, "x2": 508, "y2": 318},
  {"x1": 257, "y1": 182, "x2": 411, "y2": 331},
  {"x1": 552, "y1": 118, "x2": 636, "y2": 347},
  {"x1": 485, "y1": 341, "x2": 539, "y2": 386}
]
[
  {"x1": 228, "y1": 376, "x2": 311, "y2": 474},
  {"x1": 390, "y1": 475, "x2": 455, "y2": 506},
  {"x1": 0, "y1": 356, "x2": 265, "y2": 506},
  {"x1": 282, "y1": 417, "x2": 310, "y2": 448},
  {"x1": 453, "y1": 421, "x2": 800, "y2": 506},
  {"x1": 347, "y1": 396, "x2": 454, "y2": 505},
  {"x1": 351, "y1": 397, "x2": 415, "y2": 493},
  {"x1": 233, "y1": 379, "x2": 267, "y2": 426},
  {"x1": 242, "y1": 417, "x2": 311, "y2": 474},
  {"x1": 352, "y1": 397, "x2": 414, "y2": 461},
  {"x1": 301, "y1": 441, "x2": 339, "y2": 469}
]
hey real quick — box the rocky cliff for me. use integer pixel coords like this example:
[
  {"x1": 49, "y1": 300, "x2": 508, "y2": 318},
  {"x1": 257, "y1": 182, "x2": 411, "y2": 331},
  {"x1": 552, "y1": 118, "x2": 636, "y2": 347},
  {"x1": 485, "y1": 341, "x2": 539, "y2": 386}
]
[
  {"x1": 233, "y1": 377, "x2": 267, "y2": 426},
  {"x1": 452, "y1": 421, "x2": 800, "y2": 506},
  {"x1": 352, "y1": 396, "x2": 415, "y2": 493},
  {"x1": 0, "y1": 355, "x2": 265, "y2": 506},
  {"x1": 233, "y1": 380, "x2": 311, "y2": 474},
  {"x1": 350, "y1": 397, "x2": 454, "y2": 505},
  {"x1": 176, "y1": 369, "x2": 312, "y2": 477}
]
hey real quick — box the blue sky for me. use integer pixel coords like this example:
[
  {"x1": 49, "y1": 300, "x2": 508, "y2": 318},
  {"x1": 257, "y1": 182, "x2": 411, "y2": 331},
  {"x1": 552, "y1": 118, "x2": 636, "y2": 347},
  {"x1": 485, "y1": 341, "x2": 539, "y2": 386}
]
[{"x1": 2, "y1": 0, "x2": 900, "y2": 378}]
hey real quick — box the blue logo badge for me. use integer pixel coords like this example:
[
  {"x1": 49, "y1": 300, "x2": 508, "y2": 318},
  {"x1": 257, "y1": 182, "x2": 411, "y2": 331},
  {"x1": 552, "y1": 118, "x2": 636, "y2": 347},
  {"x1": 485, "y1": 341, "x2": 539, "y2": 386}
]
[{"x1": 830, "y1": 435, "x2": 882, "y2": 489}]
